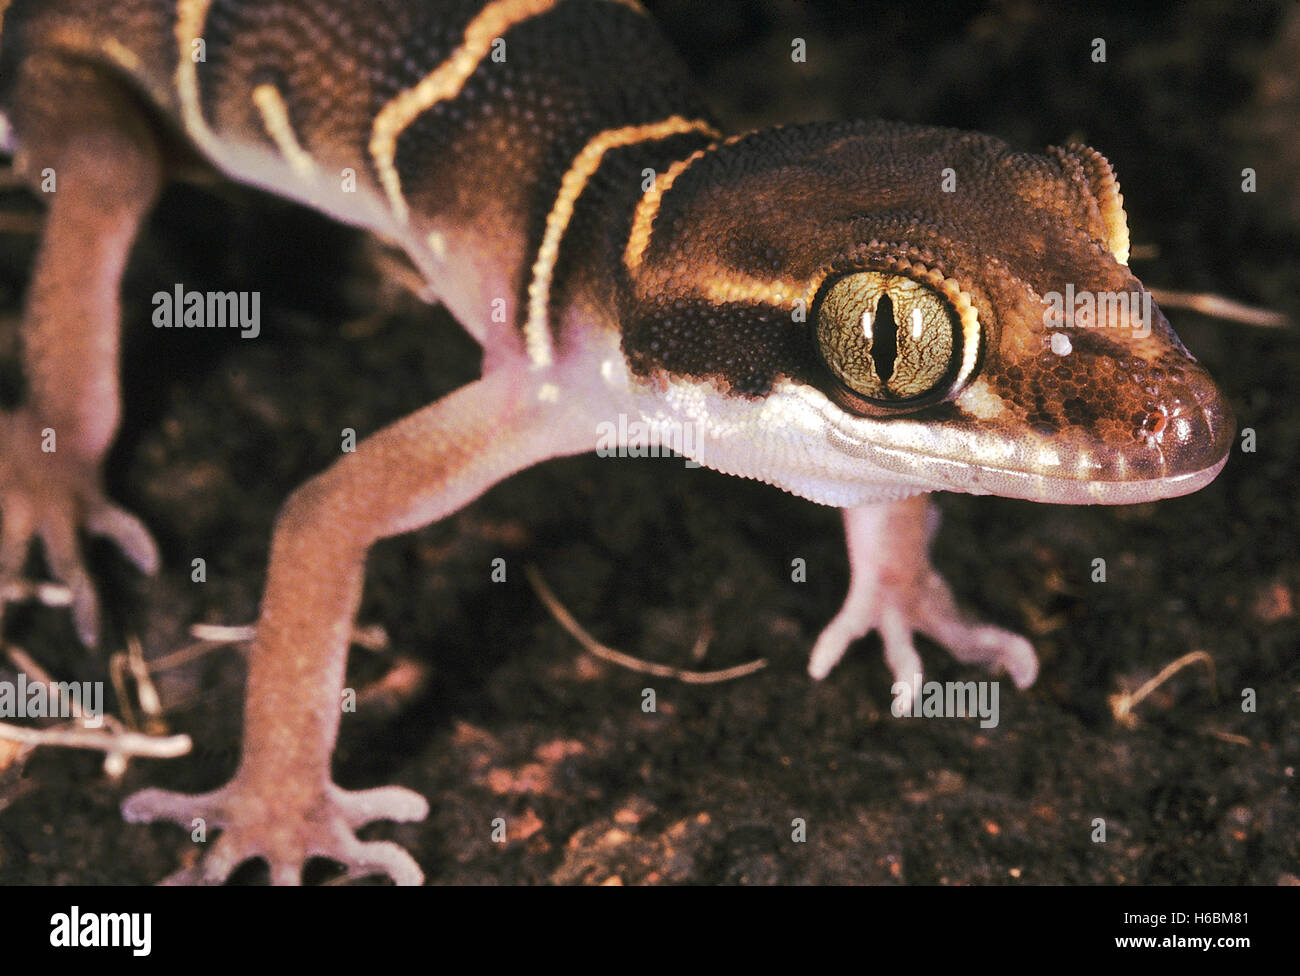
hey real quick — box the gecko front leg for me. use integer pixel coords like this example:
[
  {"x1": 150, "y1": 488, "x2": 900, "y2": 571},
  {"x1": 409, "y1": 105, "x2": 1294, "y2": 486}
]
[
  {"x1": 807, "y1": 495, "x2": 1039, "y2": 705},
  {"x1": 124, "y1": 364, "x2": 598, "y2": 884},
  {"x1": 0, "y1": 58, "x2": 163, "y2": 644}
]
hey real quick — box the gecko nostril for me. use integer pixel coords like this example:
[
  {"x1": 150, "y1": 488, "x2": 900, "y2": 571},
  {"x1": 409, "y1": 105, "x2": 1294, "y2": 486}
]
[{"x1": 1143, "y1": 409, "x2": 1168, "y2": 437}]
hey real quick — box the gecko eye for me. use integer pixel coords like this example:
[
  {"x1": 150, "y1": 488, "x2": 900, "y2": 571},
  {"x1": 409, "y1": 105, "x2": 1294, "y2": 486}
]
[{"x1": 815, "y1": 272, "x2": 960, "y2": 405}]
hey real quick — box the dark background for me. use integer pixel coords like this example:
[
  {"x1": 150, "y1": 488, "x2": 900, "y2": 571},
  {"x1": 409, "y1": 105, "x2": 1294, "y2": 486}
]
[{"x1": 0, "y1": 0, "x2": 1296, "y2": 884}]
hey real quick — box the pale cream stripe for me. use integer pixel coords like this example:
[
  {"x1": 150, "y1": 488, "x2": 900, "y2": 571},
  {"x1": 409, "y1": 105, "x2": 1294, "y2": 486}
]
[
  {"x1": 369, "y1": 0, "x2": 648, "y2": 226},
  {"x1": 370, "y1": 0, "x2": 562, "y2": 226},
  {"x1": 623, "y1": 143, "x2": 716, "y2": 273},
  {"x1": 175, "y1": 0, "x2": 217, "y2": 153},
  {"x1": 251, "y1": 83, "x2": 318, "y2": 180},
  {"x1": 693, "y1": 272, "x2": 821, "y2": 311},
  {"x1": 624, "y1": 128, "x2": 757, "y2": 280},
  {"x1": 103, "y1": 37, "x2": 143, "y2": 72},
  {"x1": 32, "y1": 26, "x2": 144, "y2": 74},
  {"x1": 524, "y1": 115, "x2": 718, "y2": 368}
]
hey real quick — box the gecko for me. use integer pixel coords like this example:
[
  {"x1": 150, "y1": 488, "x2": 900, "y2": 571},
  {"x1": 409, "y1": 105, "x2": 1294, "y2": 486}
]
[{"x1": 0, "y1": 0, "x2": 1232, "y2": 884}]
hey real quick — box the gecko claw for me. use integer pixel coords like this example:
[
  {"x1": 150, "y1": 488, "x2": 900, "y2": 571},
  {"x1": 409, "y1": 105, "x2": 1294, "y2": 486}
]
[
  {"x1": 86, "y1": 501, "x2": 161, "y2": 576},
  {"x1": 810, "y1": 499, "x2": 1040, "y2": 694},
  {"x1": 809, "y1": 561, "x2": 1040, "y2": 690},
  {"x1": 0, "y1": 409, "x2": 159, "y2": 645},
  {"x1": 124, "y1": 780, "x2": 429, "y2": 885}
]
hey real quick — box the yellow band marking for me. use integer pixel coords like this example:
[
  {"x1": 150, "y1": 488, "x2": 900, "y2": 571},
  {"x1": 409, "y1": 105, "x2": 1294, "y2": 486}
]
[
  {"x1": 27, "y1": 26, "x2": 144, "y2": 75},
  {"x1": 693, "y1": 272, "x2": 821, "y2": 311},
  {"x1": 524, "y1": 115, "x2": 719, "y2": 368},
  {"x1": 369, "y1": 0, "x2": 647, "y2": 227},
  {"x1": 175, "y1": 0, "x2": 217, "y2": 153},
  {"x1": 103, "y1": 37, "x2": 143, "y2": 72},
  {"x1": 251, "y1": 83, "x2": 318, "y2": 180},
  {"x1": 623, "y1": 143, "x2": 716, "y2": 273},
  {"x1": 370, "y1": 0, "x2": 563, "y2": 226}
]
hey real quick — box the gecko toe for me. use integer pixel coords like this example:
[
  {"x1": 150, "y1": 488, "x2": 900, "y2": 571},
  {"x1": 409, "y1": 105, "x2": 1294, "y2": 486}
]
[
  {"x1": 268, "y1": 860, "x2": 306, "y2": 886},
  {"x1": 913, "y1": 572, "x2": 1040, "y2": 688},
  {"x1": 122, "y1": 786, "x2": 219, "y2": 826},
  {"x1": 339, "y1": 839, "x2": 424, "y2": 886},
  {"x1": 39, "y1": 525, "x2": 101, "y2": 646},
  {"x1": 332, "y1": 784, "x2": 430, "y2": 828},
  {"x1": 0, "y1": 491, "x2": 37, "y2": 577},
  {"x1": 157, "y1": 834, "x2": 270, "y2": 886},
  {"x1": 87, "y1": 502, "x2": 160, "y2": 575},
  {"x1": 807, "y1": 590, "x2": 878, "y2": 680},
  {"x1": 878, "y1": 603, "x2": 925, "y2": 688}
]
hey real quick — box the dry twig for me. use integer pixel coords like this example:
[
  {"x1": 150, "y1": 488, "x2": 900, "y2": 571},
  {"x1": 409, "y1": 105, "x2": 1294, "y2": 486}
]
[
  {"x1": 525, "y1": 565, "x2": 766, "y2": 684},
  {"x1": 1109, "y1": 650, "x2": 1217, "y2": 728}
]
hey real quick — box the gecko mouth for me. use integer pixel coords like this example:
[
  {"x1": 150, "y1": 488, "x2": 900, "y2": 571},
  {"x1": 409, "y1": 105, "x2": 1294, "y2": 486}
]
[{"x1": 822, "y1": 363, "x2": 1235, "y2": 505}]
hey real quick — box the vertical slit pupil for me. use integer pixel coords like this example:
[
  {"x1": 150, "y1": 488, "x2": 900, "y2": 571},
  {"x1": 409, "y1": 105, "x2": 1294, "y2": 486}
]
[{"x1": 872, "y1": 294, "x2": 898, "y2": 383}]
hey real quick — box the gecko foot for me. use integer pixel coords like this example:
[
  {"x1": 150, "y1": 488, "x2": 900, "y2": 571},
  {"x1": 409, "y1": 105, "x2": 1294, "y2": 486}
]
[
  {"x1": 123, "y1": 778, "x2": 429, "y2": 885},
  {"x1": 807, "y1": 498, "x2": 1039, "y2": 694},
  {"x1": 0, "y1": 409, "x2": 159, "y2": 644}
]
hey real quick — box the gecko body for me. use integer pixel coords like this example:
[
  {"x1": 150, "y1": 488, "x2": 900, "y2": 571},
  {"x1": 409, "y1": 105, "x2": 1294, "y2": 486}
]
[{"x1": 0, "y1": 0, "x2": 1232, "y2": 883}]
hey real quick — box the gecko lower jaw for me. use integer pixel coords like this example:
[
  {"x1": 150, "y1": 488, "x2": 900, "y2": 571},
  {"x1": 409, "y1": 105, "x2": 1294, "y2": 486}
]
[
  {"x1": 963, "y1": 451, "x2": 1231, "y2": 505},
  {"x1": 820, "y1": 363, "x2": 1234, "y2": 505}
]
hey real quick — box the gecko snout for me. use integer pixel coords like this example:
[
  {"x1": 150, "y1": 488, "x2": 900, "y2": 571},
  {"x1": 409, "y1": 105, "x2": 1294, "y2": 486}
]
[
  {"x1": 1072, "y1": 357, "x2": 1235, "y2": 503},
  {"x1": 1141, "y1": 360, "x2": 1235, "y2": 482}
]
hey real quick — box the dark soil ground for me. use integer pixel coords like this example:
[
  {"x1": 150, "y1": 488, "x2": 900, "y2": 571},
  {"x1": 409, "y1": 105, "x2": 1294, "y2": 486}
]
[{"x1": 0, "y1": 0, "x2": 1295, "y2": 885}]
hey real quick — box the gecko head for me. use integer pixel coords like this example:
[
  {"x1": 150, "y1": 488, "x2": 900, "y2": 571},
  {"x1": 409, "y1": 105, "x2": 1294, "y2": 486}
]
[{"x1": 619, "y1": 120, "x2": 1233, "y2": 505}]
